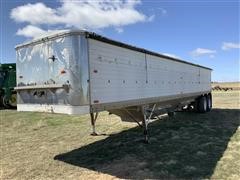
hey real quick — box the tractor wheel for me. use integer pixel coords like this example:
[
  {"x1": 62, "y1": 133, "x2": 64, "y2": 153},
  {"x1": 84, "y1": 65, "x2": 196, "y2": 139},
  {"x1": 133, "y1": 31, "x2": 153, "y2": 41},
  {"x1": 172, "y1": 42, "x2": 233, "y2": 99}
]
[
  {"x1": 0, "y1": 95, "x2": 3, "y2": 108},
  {"x1": 3, "y1": 93, "x2": 17, "y2": 108},
  {"x1": 9, "y1": 93, "x2": 17, "y2": 108},
  {"x1": 2, "y1": 95, "x2": 10, "y2": 108}
]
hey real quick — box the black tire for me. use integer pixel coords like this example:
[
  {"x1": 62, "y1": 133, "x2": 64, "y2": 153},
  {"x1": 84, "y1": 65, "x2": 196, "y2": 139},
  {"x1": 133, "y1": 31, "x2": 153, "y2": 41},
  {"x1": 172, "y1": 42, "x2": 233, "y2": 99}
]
[
  {"x1": 198, "y1": 96, "x2": 207, "y2": 113},
  {"x1": 168, "y1": 111, "x2": 175, "y2": 117},
  {"x1": 206, "y1": 94, "x2": 212, "y2": 112},
  {"x1": 193, "y1": 100, "x2": 198, "y2": 112},
  {"x1": 2, "y1": 95, "x2": 10, "y2": 108},
  {"x1": 0, "y1": 95, "x2": 3, "y2": 108}
]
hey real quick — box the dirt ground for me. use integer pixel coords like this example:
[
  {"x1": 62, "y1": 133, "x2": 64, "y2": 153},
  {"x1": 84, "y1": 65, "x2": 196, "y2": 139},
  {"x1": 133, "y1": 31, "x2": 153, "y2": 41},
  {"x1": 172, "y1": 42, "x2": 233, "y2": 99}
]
[{"x1": 1, "y1": 91, "x2": 240, "y2": 179}]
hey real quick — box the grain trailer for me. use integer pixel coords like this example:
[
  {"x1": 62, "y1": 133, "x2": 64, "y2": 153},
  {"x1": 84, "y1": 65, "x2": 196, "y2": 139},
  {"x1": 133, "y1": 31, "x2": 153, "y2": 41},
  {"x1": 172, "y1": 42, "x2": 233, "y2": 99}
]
[{"x1": 15, "y1": 30, "x2": 212, "y2": 142}]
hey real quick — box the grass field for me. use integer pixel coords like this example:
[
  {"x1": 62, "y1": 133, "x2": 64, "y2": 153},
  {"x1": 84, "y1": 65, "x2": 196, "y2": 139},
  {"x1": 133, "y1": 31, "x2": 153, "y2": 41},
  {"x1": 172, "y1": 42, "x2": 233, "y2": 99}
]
[{"x1": 1, "y1": 91, "x2": 240, "y2": 179}]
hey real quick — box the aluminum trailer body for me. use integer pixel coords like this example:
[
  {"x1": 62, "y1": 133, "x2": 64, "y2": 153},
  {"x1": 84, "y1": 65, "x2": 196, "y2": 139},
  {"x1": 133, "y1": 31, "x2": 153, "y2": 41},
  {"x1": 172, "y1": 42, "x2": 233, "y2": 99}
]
[{"x1": 15, "y1": 30, "x2": 212, "y2": 141}]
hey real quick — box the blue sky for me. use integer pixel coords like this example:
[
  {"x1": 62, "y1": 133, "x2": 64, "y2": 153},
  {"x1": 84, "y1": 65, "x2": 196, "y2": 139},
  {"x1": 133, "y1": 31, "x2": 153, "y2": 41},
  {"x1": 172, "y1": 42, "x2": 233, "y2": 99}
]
[{"x1": 1, "y1": 0, "x2": 239, "y2": 82}]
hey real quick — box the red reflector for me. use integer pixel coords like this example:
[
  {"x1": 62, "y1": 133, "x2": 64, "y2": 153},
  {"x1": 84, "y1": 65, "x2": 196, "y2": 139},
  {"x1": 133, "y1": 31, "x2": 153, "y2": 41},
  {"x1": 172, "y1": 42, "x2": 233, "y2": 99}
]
[{"x1": 93, "y1": 100, "x2": 99, "y2": 103}]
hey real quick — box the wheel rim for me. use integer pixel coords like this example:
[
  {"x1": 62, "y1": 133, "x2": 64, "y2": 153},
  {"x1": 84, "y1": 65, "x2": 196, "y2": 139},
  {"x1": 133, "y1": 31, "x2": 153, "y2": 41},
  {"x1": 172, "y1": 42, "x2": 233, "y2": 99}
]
[
  {"x1": 9, "y1": 94, "x2": 17, "y2": 107},
  {"x1": 3, "y1": 94, "x2": 17, "y2": 108}
]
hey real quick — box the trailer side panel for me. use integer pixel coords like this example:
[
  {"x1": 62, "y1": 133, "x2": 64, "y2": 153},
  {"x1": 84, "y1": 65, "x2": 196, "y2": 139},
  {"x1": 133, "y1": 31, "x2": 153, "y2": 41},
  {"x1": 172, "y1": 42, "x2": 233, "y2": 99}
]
[{"x1": 88, "y1": 39, "x2": 211, "y2": 107}]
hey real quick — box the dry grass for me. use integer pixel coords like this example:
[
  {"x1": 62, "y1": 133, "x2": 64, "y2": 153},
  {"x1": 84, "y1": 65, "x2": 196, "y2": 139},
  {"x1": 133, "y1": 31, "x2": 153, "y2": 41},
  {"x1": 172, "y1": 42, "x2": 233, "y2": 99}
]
[
  {"x1": 1, "y1": 91, "x2": 240, "y2": 179},
  {"x1": 212, "y1": 91, "x2": 240, "y2": 109}
]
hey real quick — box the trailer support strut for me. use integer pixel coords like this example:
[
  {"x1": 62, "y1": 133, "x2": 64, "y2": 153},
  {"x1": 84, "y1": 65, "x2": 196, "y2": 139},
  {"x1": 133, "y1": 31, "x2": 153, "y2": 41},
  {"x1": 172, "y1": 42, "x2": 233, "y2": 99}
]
[
  {"x1": 141, "y1": 106, "x2": 149, "y2": 143},
  {"x1": 90, "y1": 112, "x2": 98, "y2": 136},
  {"x1": 140, "y1": 104, "x2": 156, "y2": 143}
]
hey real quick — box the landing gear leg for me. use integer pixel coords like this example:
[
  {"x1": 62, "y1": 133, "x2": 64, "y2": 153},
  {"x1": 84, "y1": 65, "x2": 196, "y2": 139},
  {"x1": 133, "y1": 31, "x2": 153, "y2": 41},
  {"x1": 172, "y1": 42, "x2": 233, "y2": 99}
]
[
  {"x1": 90, "y1": 112, "x2": 99, "y2": 136},
  {"x1": 141, "y1": 106, "x2": 149, "y2": 143}
]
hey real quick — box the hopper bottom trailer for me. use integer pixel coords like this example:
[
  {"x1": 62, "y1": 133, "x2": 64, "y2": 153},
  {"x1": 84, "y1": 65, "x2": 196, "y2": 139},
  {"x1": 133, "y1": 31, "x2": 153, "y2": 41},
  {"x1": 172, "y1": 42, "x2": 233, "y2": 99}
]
[{"x1": 15, "y1": 30, "x2": 212, "y2": 142}]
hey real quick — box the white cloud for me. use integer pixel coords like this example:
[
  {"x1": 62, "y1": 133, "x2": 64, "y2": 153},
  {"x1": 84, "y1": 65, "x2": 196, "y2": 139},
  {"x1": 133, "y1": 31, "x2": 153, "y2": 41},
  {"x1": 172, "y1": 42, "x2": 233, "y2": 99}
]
[
  {"x1": 16, "y1": 25, "x2": 47, "y2": 38},
  {"x1": 190, "y1": 48, "x2": 216, "y2": 58},
  {"x1": 11, "y1": 0, "x2": 153, "y2": 37},
  {"x1": 162, "y1": 53, "x2": 180, "y2": 59},
  {"x1": 16, "y1": 25, "x2": 62, "y2": 38},
  {"x1": 11, "y1": 3, "x2": 59, "y2": 25},
  {"x1": 115, "y1": 27, "x2": 124, "y2": 33},
  {"x1": 222, "y1": 42, "x2": 240, "y2": 50}
]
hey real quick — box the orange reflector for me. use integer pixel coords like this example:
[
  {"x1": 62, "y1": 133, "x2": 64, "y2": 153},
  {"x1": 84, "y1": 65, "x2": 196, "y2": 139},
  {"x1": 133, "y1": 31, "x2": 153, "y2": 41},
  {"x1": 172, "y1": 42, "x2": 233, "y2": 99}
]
[{"x1": 60, "y1": 69, "x2": 66, "y2": 74}]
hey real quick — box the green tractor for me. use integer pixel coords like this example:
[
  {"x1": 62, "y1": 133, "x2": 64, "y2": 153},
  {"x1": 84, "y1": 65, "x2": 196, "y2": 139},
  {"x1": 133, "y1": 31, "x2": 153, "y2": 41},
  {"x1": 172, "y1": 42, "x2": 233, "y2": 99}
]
[{"x1": 0, "y1": 63, "x2": 17, "y2": 108}]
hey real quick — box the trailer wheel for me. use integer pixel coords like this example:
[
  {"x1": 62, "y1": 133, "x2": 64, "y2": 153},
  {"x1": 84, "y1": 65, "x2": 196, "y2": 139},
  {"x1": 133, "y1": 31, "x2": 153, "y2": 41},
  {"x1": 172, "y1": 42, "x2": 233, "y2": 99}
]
[
  {"x1": 168, "y1": 111, "x2": 175, "y2": 117},
  {"x1": 193, "y1": 100, "x2": 198, "y2": 112},
  {"x1": 198, "y1": 96, "x2": 207, "y2": 113},
  {"x1": 206, "y1": 94, "x2": 212, "y2": 112}
]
